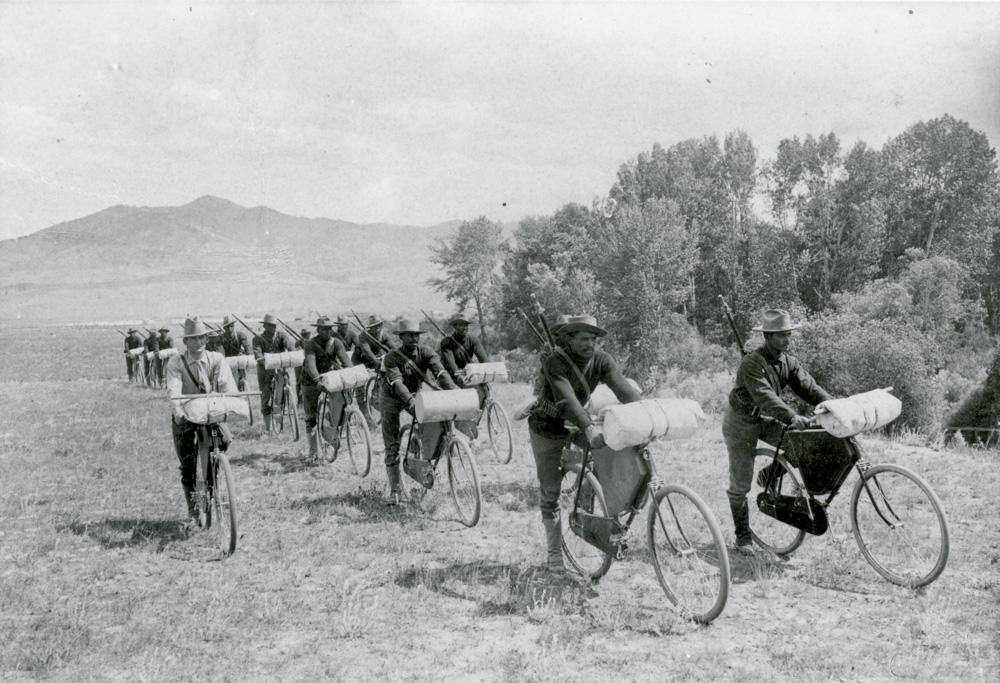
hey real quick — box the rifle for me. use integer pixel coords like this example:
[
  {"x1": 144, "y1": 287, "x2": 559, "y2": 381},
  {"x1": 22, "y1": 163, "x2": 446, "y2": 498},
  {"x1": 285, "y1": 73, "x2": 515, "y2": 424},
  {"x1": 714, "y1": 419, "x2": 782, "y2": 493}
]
[
  {"x1": 420, "y1": 309, "x2": 469, "y2": 364},
  {"x1": 517, "y1": 307, "x2": 551, "y2": 351},
  {"x1": 229, "y1": 313, "x2": 264, "y2": 344},
  {"x1": 350, "y1": 309, "x2": 440, "y2": 391},
  {"x1": 276, "y1": 317, "x2": 303, "y2": 343},
  {"x1": 719, "y1": 296, "x2": 747, "y2": 357},
  {"x1": 115, "y1": 329, "x2": 127, "y2": 337}
]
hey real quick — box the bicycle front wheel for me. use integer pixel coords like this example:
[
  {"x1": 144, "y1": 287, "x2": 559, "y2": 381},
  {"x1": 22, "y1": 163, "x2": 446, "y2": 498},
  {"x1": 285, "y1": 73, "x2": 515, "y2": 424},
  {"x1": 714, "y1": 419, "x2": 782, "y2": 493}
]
[
  {"x1": 850, "y1": 463, "x2": 949, "y2": 588},
  {"x1": 446, "y1": 436, "x2": 481, "y2": 527},
  {"x1": 750, "y1": 448, "x2": 808, "y2": 556},
  {"x1": 559, "y1": 466, "x2": 614, "y2": 581},
  {"x1": 648, "y1": 484, "x2": 730, "y2": 624},
  {"x1": 364, "y1": 377, "x2": 382, "y2": 428},
  {"x1": 484, "y1": 400, "x2": 513, "y2": 464},
  {"x1": 211, "y1": 451, "x2": 238, "y2": 556},
  {"x1": 346, "y1": 407, "x2": 372, "y2": 477},
  {"x1": 238, "y1": 376, "x2": 254, "y2": 426},
  {"x1": 284, "y1": 383, "x2": 300, "y2": 441}
]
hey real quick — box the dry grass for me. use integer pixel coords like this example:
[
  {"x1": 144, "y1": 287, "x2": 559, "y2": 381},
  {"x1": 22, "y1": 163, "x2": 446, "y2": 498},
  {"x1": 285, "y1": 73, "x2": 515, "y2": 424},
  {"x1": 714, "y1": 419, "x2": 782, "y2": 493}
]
[{"x1": 0, "y1": 325, "x2": 997, "y2": 680}]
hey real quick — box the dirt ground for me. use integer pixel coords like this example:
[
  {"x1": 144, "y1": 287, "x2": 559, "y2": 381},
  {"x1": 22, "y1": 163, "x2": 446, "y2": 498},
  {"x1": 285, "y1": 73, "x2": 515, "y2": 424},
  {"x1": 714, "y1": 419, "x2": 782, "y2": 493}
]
[{"x1": 0, "y1": 327, "x2": 997, "y2": 681}]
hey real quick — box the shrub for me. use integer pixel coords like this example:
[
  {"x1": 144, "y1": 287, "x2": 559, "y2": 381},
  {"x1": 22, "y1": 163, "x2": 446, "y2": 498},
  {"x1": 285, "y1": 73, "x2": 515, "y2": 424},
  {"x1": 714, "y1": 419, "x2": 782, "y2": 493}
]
[
  {"x1": 795, "y1": 313, "x2": 943, "y2": 432},
  {"x1": 654, "y1": 367, "x2": 733, "y2": 415},
  {"x1": 947, "y1": 346, "x2": 1000, "y2": 437},
  {"x1": 500, "y1": 347, "x2": 539, "y2": 385}
]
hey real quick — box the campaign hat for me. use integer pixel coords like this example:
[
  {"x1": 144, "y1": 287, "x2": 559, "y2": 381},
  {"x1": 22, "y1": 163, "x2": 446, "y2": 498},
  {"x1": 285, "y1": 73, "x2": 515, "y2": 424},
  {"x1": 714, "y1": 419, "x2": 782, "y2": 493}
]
[
  {"x1": 182, "y1": 317, "x2": 211, "y2": 338},
  {"x1": 222, "y1": 315, "x2": 235, "y2": 328},
  {"x1": 752, "y1": 309, "x2": 801, "y2": 333},
  {"x1": 262, "y1": 314, "x2": 278, "y2": 326},
  {"x1": 365, "y1": 314, "x2": 384, "y2": 328},
  {"x1": 158, "y1": 327, "x2": 170, "y2": 333},
  {"x1": 560, "y1": 315, "x2": 606, "y2": 337},
  {"x1": 450, "y1": 314, "x2": 471, "y2": 326},
  {"x1": 550, "y1": 314, "x2": 571, "y2": 335},
  {"x1": 335, "y1": 315, "x2": 350, "y2": 325},
  {"x1": 394, "y1": 319, "x2": 425, "y2": 335},
  {"x1": 127, "y1": 328, "x2": 138, "y2": 334},
  {"x1": 312, "y1": 316, "x2": 334, "y2": 329}
]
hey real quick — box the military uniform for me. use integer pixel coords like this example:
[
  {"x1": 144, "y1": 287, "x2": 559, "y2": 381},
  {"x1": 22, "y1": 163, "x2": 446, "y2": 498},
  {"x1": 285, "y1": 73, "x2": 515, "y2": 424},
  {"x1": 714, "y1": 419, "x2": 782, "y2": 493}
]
[
  {"x1": 302, "y1": 321, "x2": 352, "y2": 457},
  {"x1": 219, "y1": 325, "x2": 252, "y2": 388},
  {"x1": 156, "y1": 329, "x2": 175, "y2": 386},
  {"x1": 123, "y1": 330, "x2": 142, "y2": 381},
  {"x1": 252, "y1": 321, "x2": 295, "y2": 421},
  {"x1": 143, "y1": 332, "x2": 160, "y2": 385},
  {"x1": 440, "y1": 333, "x2": 489, "y2": 385}
]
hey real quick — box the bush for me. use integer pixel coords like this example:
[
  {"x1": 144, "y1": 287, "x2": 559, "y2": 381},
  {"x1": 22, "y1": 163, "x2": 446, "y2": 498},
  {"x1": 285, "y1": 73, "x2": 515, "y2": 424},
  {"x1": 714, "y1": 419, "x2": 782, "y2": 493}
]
[
  {"x1": 654, "y1": 367, "x2": 733, "y2": 415},
  {"x1": 947, "y1": 346, "x2": 1000, "y2": 437},
  {"x1": 499, "y1": 347, "x2": 539, "y2": 385},
  {"x1": 795, "y1": 313, "x2": 943, "y2": 432},
  {"x1": 653, "y1": 313, "x2": 736, "y2": 376}
]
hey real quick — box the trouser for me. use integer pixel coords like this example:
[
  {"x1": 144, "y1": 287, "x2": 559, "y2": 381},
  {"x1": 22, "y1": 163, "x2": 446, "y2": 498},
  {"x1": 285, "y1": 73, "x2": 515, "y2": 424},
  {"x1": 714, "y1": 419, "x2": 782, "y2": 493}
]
[
  {"x1": 528, "y1": 426, "x2": 569, "y2": 521},
  {"x1": 380, "y1": 391, "x2": 407, "y2": 467},
  {"x1": 258, "y1": 368, "x2": 294, "y2": 416},
  {"x1": 171, "y1": 418, "x2": 199, "y2": 509},
  {"x1": 295, "y1": 367, "x2": 304, "y2": 402},
  {"x1": 144, "y1": 357, "x2": 153, "y2": 382},
  {"x1": 126, "y1": 355, "x2": 134, "y2": 380},
  {"x1": 235, "y1": 368, "x2": 247, "y2": 390},
  {"x1": 721, "y1": 406, "x2": 784, "y2": 505}
]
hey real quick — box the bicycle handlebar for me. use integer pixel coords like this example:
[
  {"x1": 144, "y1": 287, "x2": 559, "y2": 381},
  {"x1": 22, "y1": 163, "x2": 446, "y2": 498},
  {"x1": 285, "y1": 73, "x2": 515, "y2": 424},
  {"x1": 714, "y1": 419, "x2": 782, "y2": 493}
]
[{"x1": 167, "y1": 392, "x2": 262, "y2": 401}]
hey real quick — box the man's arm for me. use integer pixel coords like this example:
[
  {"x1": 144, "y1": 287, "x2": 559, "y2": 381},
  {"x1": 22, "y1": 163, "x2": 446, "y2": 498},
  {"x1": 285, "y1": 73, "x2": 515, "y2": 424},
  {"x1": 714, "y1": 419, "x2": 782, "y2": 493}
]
[
  {"x1": 303, "y1": 341, "x2": 320, "y2": 383},
  {"x1": 742, "y1": 355, "x2": 798, "y2": 423},
  {"x1": 252, "y1": 337, "x2": 265, "y2": 364},
  {"x1": 214, "y1": 354, "x2": 237, "y2": 393},
  {"x1": 544, "y1": 354, "x2": 592, "y2": 433},
  {"x1": 165, "y1": 357, "x2": 185, "y2": 418},
  {"x1": 599, "y1": 355, "x2": 642, "y2": 405},
  {"x1": 358, "y1": 336, "x2": 379, "y2": 365},
  {"x1": 384, "y1": 352, "x2": 413, "y2": 403},
  {"x1": 334, "y1": 339, "x2": 352, "y2": 368},
  {"x1": 440, "y1": 339, "x2": 461, "y2": 377},
  {"x1": 470, "y1": 336, "x2": 490, "y2": 363},
  {"x1": 787, "y1": 356, "x2": 833, "y2": 406},
  {"x1": 424, "y1": 346, "x2": 457, "y2": 390}
]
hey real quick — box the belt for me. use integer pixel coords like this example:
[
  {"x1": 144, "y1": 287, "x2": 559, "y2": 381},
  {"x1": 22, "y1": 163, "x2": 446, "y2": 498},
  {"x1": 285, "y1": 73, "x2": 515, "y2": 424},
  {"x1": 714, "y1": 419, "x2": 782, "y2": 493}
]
[{"x1": 728, "y1": 388, "x2": 761, "y2": 419}]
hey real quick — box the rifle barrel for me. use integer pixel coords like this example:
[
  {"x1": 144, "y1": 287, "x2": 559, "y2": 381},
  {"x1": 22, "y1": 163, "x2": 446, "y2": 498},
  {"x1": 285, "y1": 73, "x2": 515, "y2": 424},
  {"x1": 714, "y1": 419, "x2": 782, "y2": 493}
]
[{"x1": 275, "y1": 317, "x2": 303, "y2": 342}]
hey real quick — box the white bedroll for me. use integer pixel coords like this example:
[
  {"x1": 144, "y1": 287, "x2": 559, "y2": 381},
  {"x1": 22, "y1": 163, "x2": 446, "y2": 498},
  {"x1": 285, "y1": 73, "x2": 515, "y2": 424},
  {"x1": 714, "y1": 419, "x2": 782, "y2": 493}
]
[
  {"x1": 414, "y1": 389, "x2": 482, "y2": 424},
  {"x1": 318, "y1": 365, "x2": 371, "y2": 393},
  {"x1": 180, "y1": 396, "x2": 251, "y2": 425},
  {"x1": 586, "y1": 379, "x2": 641, "y2": 416},
  {"x1": 600, "y1": 398, "x2": 708, "y2": 450},
  {"x1": 226, "y1": 354, "x2": 256, "y2": 371},
  {"x1": 461, "y1": 361, "x2": 509, "y2": 385},
  {"x1": 815, "y1": 388, "x2": 901, "y2": 438},
  {"x1": 263, "y1": 349, "x2": 304, "y2": 370},
  {"x1": 157, "y1": 347, "x2": 179, "y2": 360},
  {"x1": 128, "y1": 347, "x2": 145, "y2": 358}
]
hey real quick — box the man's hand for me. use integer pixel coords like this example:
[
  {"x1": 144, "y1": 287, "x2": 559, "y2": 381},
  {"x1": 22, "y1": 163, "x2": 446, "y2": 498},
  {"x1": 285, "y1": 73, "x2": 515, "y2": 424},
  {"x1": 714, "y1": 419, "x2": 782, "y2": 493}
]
[
  {"x1": 405, "y1": 397, "x2": 415, "y2": 414},
  {"x1": 585, "y1": 425, "x2": 606, "y2": 451},
  {"x1": 790, "y1": 415, "x2": 811, "y2": 431}
]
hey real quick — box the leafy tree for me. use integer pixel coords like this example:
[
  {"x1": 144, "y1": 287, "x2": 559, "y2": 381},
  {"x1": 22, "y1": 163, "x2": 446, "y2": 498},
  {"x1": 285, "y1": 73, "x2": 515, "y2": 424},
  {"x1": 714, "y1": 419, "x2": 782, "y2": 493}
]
[{"x1": 428, "y1": 216, "x2": 507, "y2": 347}]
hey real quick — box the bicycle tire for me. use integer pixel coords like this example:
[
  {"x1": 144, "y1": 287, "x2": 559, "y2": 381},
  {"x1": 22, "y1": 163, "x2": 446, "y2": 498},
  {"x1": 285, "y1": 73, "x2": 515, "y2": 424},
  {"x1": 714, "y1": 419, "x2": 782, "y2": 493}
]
[
  {"x1": 560, "y1": 465, "x2": 614, "y2": 581},
  {"x1": 211, "y1": 450, "x2": 238, "y2": 555},
  {"x1": 238, "y1": 376, "x2": 254, "y2": 427},
  {"x1": 316, "y1": 392, "x2": 334, "y2": 461},
  {"x1": 484, "y1": 399, "x2": 514, "y2": 464},
  {"x1": 284, "y1": 382, "x2": 300, "y2": 441},
  {"x1": 750, "y1": 447, "x2": 808, "y2": 556},
  {"x1": 850, "y1": 463, "x2": 949, "y2": 588},
  {"x1": 648, "y1": 484, "x2": 730, "y2": 624},
  {"x1": 345, "y1": 407, "x2": 372, "y2": 477},
  {"x1": 195, "y1": 435, "x2": 211, "y2": 529},
  {"x1": 447, "y1": 435, "x2": 481, "y2": 527},
  {"x1": 364, "y1": 377, "x2": 383, "y2": 428}
]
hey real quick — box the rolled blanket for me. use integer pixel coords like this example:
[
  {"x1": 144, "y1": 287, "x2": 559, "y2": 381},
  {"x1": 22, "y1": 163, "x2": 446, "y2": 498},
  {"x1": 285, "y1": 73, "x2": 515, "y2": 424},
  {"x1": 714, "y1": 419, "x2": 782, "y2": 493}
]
[
  {"x1": 226, "y1": 355, "x2": 256, "y2": 371},
  {"x1": 462, "y1": 361, "x2": 509, "y2": 386},
  {"x1": 263, "y1": 349, "x2": 304, "y2": 370},
  {"x1": 601, "y1": 398, "x2": 707, "y2": 450},
  {"x1": 318, "y1": 365, "x2": 372, "y2": 393},
  {"x1": 414, "y1": 388, "x2": 482, "y2": 424},
  {"x1": 157, "y1": 347, "x2": 178, "y2": 361},
  {"x1": 180, "y1": 396, "x2": 251, "y2": 425},
  {"x1": 586, "y1": 379, "x2": 641, "y2": 416},
  {"x1": 815, "y1": 388, "x2": 901, "y2": 438}
]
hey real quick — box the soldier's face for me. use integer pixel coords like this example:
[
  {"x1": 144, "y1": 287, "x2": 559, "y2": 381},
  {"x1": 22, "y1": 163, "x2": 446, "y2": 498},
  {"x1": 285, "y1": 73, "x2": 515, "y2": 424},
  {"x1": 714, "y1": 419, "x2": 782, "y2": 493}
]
[
  {"x1": 764, "y1": 331, "x2": 792, "y2": 354},
  {"x1": 452, "y1": 324, "x2": 469, "y2": 340},
  {"x1": 263, "y1": 323, "x2": 276, "y2": 337},
  {"x1": 185, "y1": 334, "x2": 208, "y2": 353},
  {"x1": 400, "y1": 332, "x2": 420, "y2": 350},
  {"x1": 568, "y1": 332, "x2": 597, "y2": 359},
  {"x1": 316, "y1": 326, "x2": 332, "y2": 341},
  {"x1": 337, "y1": 323, "x2": 348, "y2": 335},
  {"x1": 223, "y1": 325, "x2": 235, "y2": 335}
]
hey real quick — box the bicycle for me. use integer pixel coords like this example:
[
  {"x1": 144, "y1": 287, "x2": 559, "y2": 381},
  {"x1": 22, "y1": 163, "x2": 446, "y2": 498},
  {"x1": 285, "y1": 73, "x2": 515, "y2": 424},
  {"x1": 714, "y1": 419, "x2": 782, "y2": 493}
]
[
  {"x1": 560, "y1": 422, "x2": 731, "y2": 624},
  {"x1": 170, "y1": 392, "x2": 258, "y2": 556},
  {"x1": 268, "y1": 368, "x2": 300, "y2": 440},
  {"x1": 749, "y1": 418, "x2": 949, "y2": 588},
  {"x1": 397, "y1": 397, "x2": 483, "y2": 527},
  {"x1": 361, "y1": 365, "x2": 385, "y2": 428},
  {"x1": 316, "y1": 382, "x2": 372, "y2": 477},
  {"x1": 470, "y1": 381, "x2": 513, "y2": 464}
]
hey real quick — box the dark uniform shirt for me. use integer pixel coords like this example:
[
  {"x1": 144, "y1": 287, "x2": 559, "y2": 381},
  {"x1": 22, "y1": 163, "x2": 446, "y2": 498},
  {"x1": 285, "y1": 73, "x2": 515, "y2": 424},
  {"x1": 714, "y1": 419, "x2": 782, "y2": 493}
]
[
  {"x1": 353, "y1": 329, "x2": 394, "y2": 367},
  {"x1": 302, "y1": 336, "x2": 352, "y2": 385},
  {"x1": 144, "y1": 334, "x2": 160, "y2": 353},
  {"x1": 530, "y1": 348, "x2": 640, "y2": 438},
  {"x1": 124, "y1": 334, "x2": 142, "y2": 352},
  {"x1": 206, "y1": 335, "x2": 222, "y2": 352},
  {"x1": 220, "y1": 330, "x2": 251, "y2": 357},
  {"x1": 335, "y1": 328, "x2": 359, "y2": 355},
  {"x1": 252, "y1": 330, "x2": 294, "y2": 361},
  {"x1": 384, "y1": 345, "x2": 456, "y2": 403},
  {"x1": 440, "y1": 334, "x2": 489, "y2": 376},
  {"x1": 158, "y1": 334, "x2": 174, "y2": 351},
  {"x1": 728, "y1": 345, "x2": 832, "y2": 423}
]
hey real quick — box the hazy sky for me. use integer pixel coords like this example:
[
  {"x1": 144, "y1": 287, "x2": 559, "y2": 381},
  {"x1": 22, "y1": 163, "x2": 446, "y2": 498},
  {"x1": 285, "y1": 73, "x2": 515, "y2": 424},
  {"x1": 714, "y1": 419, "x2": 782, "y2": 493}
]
[{"x1": 1, "y1": 2, "x2": 998, "y2": 240}]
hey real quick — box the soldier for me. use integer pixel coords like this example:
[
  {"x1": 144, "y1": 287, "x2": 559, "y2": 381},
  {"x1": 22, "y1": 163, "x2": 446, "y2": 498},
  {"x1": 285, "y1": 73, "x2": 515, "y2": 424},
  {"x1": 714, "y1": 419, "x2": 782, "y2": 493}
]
[
  {"x1": 252, "y1": 313, "x2": 296, "y2": 433},
  {"x1": 527, "y1": 315, "x2": 640, "y2": 574},
  {"x1": 353, "y1": 315, "x2": 396, "y2": 419},
  {"x1": 156, "y1": 326, "x2": 175, "y2": 386},
  {"x1": 295, "y1": 328, "x2": 312, "y2": 403},
  {"x1": 302, "y1": 316, "x2": 352, "y2": 459},
  {"x1": 123, "y1": 328, "x2": 142, "y2": 382},
  {"x1": 165, "y1": 317, "x2": 237, "y2": 527},
  {"x1": 334, "y1": 315, "x2": 360, "y2": 356},
  {"x1": 380, "y1": 319, "x2": 457, "y2": 505},
  {"x1": 439, "y1": 315, "x2": 490, "y2": 387},
  {"x1": 205, "y1": 324, "x2": 223, "y2": 352},
  {"x1": 723, "y1": 309, "x2": 832, "y2": 556},
  {"x1": 143, "y1": 328, "x2": 160, "y2": 386},
  {"x1": 219, "y1": 316, "x2": 252, "y2": 388}
]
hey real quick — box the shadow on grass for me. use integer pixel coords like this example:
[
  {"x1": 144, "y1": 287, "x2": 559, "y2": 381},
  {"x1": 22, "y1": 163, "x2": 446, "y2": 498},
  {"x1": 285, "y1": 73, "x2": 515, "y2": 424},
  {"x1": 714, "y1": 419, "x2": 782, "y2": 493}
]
[
  {"x1": 228, "y1": 450, "x2": 322, "y2": 474},
  {"x1": 58, "y1": 518, "x2": 188, "y2": 552},
  {"x1": 284, "y1": 484, "x2": 438, "y2": 525},
  {"x1": 728, "y1": 551, "x2": 792, "y2": 585},
  {"x1": 396, "y1": 560, "x2": 598, "y2": 617},
  {"x1": 479, "y1": 480, "x2": 540, "y2": 507}
]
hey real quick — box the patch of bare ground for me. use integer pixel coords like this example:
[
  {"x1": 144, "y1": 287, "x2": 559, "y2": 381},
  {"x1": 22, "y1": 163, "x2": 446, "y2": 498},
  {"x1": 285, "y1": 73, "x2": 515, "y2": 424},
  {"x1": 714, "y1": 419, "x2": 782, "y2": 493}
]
[{"x1": 0, "y1": 339, "x2": 997, "y2": 680}]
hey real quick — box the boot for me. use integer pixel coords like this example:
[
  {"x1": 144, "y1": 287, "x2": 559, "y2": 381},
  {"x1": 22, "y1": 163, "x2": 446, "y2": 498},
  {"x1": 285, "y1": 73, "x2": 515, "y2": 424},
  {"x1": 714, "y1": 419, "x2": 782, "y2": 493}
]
[
  {"x1": 542, "y1": 516, "x2": 565, "y2": 574},
  {"x1": 386, "y1": 464, "x2": 402, "y2": 506},
  {"x1": 307, "y1": 427, "x2": 318, "y2": 460},
  {"x1": 263, "y1": 414, "x2": 273, "y2": 435},
  {"x1": 182, "y1": 483, "x2": 200, "y2": 528},
  {"x1": 729, "y1": 496, "x2": 756, "y2": 555}
]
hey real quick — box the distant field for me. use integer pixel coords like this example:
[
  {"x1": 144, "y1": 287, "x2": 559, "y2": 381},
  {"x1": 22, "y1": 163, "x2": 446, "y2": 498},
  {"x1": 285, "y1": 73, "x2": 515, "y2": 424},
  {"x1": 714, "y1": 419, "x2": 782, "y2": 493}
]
[{"x1": 0, "y1": 327, "x2": 997, "y2": 680}]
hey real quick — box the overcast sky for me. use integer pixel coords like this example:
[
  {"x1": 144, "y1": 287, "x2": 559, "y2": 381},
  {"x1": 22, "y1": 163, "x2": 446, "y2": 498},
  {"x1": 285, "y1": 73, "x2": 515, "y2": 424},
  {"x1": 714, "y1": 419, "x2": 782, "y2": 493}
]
[{"x1": 1, "y1": 2, "x2": 998, "y2": 240}]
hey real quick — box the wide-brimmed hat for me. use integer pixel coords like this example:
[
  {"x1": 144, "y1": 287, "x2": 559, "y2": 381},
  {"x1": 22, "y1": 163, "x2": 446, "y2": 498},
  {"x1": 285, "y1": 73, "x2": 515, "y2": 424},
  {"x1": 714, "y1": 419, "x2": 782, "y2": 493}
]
[
  {"x1": 365, "y1": 314, "x2": 383, "y2": 328},
  {"x1": 157, "y1": 327, "x2": 169, "y2": 333},
  {"x1": 312, "y1": 316, "x2": 334, "y2": 328},
  {"x1": 262, "y1": 314, "x2": 277, "y2": 326},
  {"x1": 560, "y1": 315, "x2": 606, "y2": 337},
  {"x1": 335, "y1": 315, "x2": 349, "y2": 325},
  {"x1": 394, "y1": 319, "x2": 425, "y2": 335},
  {"x1": 551, "y1": 314, "x2": 571, "y2": 334},
  {"x1": 752, "y1": 309, "x2": 801, "y2": 333},
  {"x1": 222, "y1": 315, "x2": 235, "y2": 328},
  {"x1": 127, "y1": 328, "x2": 137, "y2": 334},
  {"x1": 450, "y1": 315, "x2": 471, "y2": 326},
  {"x1": 182, "y1": 317, "x2": 211, "y2": 338},
  {"x1": 300, "y1": 328, "x2": 311, "y2": 336}
]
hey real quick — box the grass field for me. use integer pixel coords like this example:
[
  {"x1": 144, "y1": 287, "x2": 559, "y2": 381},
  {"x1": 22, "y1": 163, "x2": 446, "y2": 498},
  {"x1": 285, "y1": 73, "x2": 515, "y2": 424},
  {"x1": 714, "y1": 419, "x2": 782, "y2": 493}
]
[{"x1": 1, "y1": 326, "x2": 997, "y2": 681}]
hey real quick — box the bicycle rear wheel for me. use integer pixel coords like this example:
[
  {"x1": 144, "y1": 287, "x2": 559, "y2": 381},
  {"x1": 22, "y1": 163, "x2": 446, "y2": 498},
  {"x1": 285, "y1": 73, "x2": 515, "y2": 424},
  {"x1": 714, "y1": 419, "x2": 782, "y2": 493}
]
[
  {"x1": 364, "y1": 377, "x2": 383, "y2": 428},
  {"x1": 750, "y1": 447, "x2": 808, "y2": 556},
  {"x1": 484, "y1": 400, "x2": 513, "y2": 464},
  {"x1": 283, "y1": 382, "x2": 300, "y2": 441},
  {"x1": 195, "y1": 437, "x2": 211, "y2": 529},
  {"x1": 211, "y1": 451, "x2": 238, "y2": 555},
  {"x1": 238, "y1": 376, "x2": 254, "y2": 426},
  {"x1": 560, "y1": 465, "x2": 614, "y2": 581},
  {"x1": 316, "y1": 392, "x2": 336, "y2": 462},
  {"x1": 648, "y1": 484, "x2": 730, "y2": 624},
  {"x1": 345, "y1": 407, "x2": 372, "y2": 477},
  {"x1": 850, "y1": 463, "x2": 949, "y2": 588},
  {"x1": 446, "y1": 436, "x2": 481, "y2": 527}
]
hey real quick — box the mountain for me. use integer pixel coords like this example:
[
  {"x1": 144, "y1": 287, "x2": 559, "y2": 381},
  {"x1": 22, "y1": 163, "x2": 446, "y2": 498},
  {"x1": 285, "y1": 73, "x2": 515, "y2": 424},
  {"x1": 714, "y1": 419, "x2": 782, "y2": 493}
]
[{"x1": 0, "y1": 196, "x2": 461, "y2": 324}]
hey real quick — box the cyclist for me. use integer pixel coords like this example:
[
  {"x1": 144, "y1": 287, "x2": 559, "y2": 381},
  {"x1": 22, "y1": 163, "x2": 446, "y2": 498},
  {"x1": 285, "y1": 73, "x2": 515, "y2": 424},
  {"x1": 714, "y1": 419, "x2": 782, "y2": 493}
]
[
  {"x1": 165, "y1": 317, "x2": 237, "y2": 528},
  {"x1": 252, "y1": 313, "x2": 296, "y2": 434},
  {"x1": 334, "y1": 315, "x2": 360, "y2": 356},
  {"x1": 295, "y1": 328, "x2": 312, "y2": 404},
  {"x1": 439, "y1": 315, "x2": 490, "y2": 387},
  {"x1": 302, "y1": 316, "x2": 352, "y2": 459},
  {"x1": 353, "y1": 315, "x2": 394, "y2": 419},
  {"x1": 156, "y1": 326, "x2": 175, "y2": 386},
  {"x1": 723, "y1": 309, "x2": 832, "y2": 556},
  {"x1": 380, "y1": 319, "x2": 457, "y2": 505},
  {"x1": 143, "y1": 327, "x2": 160, "y2": 385},
  {"x1": 123, "y1": 328, "x2": 142, "y2": 381},
  {"x1": 527, "y1": 314, "x2": 640, "y2": 574},
  {"x1": 219, "y1": 316, "x2": 252, "y2": 387}
]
